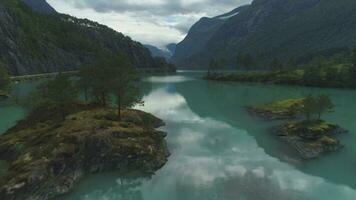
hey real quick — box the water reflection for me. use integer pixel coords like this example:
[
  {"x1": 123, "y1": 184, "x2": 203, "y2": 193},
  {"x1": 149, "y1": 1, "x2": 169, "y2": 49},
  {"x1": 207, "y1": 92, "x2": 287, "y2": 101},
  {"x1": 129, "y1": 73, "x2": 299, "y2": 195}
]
[
  {"x1": 135, "y1": 82, "x2": 356, "y2": 200},
  {"x1": 2, "y1": 73, "x2": 356, "y2": 200}
]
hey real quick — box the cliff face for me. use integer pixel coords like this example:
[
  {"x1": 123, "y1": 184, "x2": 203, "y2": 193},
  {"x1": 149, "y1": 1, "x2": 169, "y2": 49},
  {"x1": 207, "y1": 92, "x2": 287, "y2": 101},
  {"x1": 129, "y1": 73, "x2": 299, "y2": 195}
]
[
  {"x1": 172, "y1": 0, "x2": 356, "y2": 68},
  {"x1": 0, "y1": 0, "x2": 158, "y2": 75}
]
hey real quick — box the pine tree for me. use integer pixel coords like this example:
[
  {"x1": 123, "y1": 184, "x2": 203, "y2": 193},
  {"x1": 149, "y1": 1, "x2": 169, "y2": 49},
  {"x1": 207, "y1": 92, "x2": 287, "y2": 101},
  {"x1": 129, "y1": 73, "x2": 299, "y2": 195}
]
[
  {"x1": 28, "y1": 73, "x2": 78, "y2": 120},
  {"x1": 316, "y1": 94, "x2": 334, "y2": 119}
]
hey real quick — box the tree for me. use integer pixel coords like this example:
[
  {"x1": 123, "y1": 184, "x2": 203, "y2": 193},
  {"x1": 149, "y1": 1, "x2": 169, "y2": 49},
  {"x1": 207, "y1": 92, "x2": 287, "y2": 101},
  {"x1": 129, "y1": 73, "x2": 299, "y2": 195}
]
[
  {"x1": 78, "y1": 57, "x2": 115, "y2": 106},
  {"x1": 0, "y1": 62, "x2": 10, "y2": 94},
  {"x1": 78, "y1": 53, "x2": 143, "y2": 120},
  {"x1": 271, "y1": 57, "x2": 283, "y2": 71},
  {"x1": 110, "y1": 54, "x2": 143, "y2": 120},
  {"x1": 208, "y1": 59, "x2": 218, "y2": 75},
  {"x1": 242, "y1": 54, "x2": 254, "y2": 71},
  {"x1": 352, "y1": 48, "x2": 356, "y2": 67},
  {"x1": 28, "y1": 73, "x2": 78, "y2": 120},
  {"x1": 302, "y1": 95, "x2": 318, "y2": 121},
  {"x1": 77, "y1": 65, "x2": 94, "y2": 103},
  {"x1": 236, "y1": 53, "x2": 254, "y2": 71},
  {"x1": 316, "y1": 94, "x2": 334, "y2": 119},
  {"x1": 303, "y1": 65, "x2": 321, "y2": 86}
]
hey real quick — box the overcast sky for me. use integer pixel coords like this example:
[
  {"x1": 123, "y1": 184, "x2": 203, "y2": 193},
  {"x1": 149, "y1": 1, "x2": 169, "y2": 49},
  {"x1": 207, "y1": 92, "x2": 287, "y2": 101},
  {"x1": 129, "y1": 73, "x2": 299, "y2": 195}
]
[{"x1": 47, "y1": 0, "x2": 251, "y2": 49}]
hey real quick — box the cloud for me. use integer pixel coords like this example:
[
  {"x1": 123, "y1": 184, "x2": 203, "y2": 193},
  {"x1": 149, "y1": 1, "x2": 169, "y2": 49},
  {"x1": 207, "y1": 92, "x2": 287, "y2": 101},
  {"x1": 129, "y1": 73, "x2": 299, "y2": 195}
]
[{"x1": 47, "y1": 0, "x2": 252, "y2": 47}]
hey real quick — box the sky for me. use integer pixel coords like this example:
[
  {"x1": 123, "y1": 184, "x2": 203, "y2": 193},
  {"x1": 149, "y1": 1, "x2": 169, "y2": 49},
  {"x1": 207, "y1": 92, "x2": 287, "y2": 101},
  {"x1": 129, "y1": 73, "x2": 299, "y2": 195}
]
[{"x1": 47, "y1": 0, "x2": 251, "y2": 49}]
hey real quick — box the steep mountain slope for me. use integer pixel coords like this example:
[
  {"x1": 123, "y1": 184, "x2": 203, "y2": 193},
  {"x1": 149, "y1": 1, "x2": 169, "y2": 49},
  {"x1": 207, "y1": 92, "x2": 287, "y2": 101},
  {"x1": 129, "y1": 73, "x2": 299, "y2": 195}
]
[
  {"x1": 166, "y1": 43, "x2": 176, "y2": 56},
  {"x1": 171, "y1": 5, "x2": 249, "y2": 67},
  {"x1": 21, "y1": 0, "x2": 56, "y2": 14},
  {"x1": 0, "y1": 0, "x2": 161, "y2": 75},
  {"x1": 144, "y1": 44, "x2": 172, "y2": 60},
  {"x1": 172, "y1": 0, "x2": 356, "y2": 68},
  {"x1": 145, "y1": 44, "x2": 177, "y2": 60}
]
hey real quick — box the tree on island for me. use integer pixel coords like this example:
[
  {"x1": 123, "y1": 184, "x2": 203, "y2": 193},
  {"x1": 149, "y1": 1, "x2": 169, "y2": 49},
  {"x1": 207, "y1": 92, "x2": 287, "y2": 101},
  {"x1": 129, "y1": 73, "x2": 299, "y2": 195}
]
[
  {"x1": 271, "y1": 57, "x2": 284, "y2": 71},
  {"x1": 302, "y1": 94, "x2": 334, "y2": 121},
  {"x1": 302, "y1": 95, "x2": 318, "y2": 121},
  {"x1": 0, "y1": 62, "x2": 10, "y2": 94},
  {"x1": 28, "y1": 73, "x2": 79, "y2": 120},
  {"x1": 78, "y1": 53, "x2": 143, "y2": 120},
  {"x1": 316, "y1": 94, "x2": 334, "y2": 119},
  {"x1": 110, "y1": 54, "x2": 143, "y2": 120}
]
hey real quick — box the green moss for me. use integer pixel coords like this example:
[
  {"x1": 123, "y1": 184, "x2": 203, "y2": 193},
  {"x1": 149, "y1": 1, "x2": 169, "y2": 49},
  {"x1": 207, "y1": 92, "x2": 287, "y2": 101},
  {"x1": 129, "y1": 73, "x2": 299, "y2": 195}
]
[
  {"x1": 0, "y1": 107, "x2": 169, "y2": 199},
  {"x1": 249, "y1": 98, "x2": 304, "y2": 119},
  {"x1": 255, "y1": 98, "x2": 304, "y2": 113}
]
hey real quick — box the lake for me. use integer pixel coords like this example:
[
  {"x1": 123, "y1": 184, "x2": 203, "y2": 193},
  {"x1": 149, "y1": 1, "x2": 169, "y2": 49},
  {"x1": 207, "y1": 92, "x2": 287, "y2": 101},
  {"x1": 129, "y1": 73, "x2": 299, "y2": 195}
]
[{"x1": 1, "y1": 71, "x2": 356, "y2": 200}]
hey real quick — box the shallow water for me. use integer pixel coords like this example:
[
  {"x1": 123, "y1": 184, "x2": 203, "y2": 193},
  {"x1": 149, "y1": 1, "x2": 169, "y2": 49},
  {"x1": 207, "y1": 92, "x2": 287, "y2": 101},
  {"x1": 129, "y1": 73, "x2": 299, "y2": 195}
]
[{"x1": 2, "y1": 72, "x2": 356, "y2": 200}]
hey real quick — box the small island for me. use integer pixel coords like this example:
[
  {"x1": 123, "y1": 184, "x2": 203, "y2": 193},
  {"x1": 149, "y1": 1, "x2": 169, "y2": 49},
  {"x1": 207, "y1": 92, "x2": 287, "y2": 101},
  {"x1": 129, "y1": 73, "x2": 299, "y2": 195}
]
[
  {"x1": 0, "y1": 54, "x2": 171, "y2": 199},
  {"x1": 248, "y1": 95, "x2": 347, "y2": 159},
  {"x1": 247, "y1": 98, "x2": 304, "y2": 120},
  {"x1": 0, "y1": 107, "x2": 169, "y2": 200}
]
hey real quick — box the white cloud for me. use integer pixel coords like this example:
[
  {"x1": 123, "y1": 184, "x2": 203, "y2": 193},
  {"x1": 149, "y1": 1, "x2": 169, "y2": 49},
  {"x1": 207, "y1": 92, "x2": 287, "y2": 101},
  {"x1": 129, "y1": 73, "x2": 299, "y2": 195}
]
[{"x1": 47, "y1": 0, "x2": 252, "y2": 48}]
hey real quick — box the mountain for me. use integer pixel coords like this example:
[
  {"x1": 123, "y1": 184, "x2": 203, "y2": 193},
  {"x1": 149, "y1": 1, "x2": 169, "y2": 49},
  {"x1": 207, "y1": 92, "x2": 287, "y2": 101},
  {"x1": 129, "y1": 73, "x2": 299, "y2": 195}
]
[
  {"x1": 0, "y1": 0, "x2": 165, "y2": 75},
  {"x1": 144, "y1": 44, "x2": 177, "y2": 60},
  {"x1": 166, "y1": 43, "x2": 176, "y2": 56},
  {"x1": 144, "y1": 44, "x2": 172, "y2": 60},
  {"x1": 21, "y1": 0, "x2": 56, "y2": 14},
  {"x1": 172, "y1": 0, "x2": 356, "y2": 68}
]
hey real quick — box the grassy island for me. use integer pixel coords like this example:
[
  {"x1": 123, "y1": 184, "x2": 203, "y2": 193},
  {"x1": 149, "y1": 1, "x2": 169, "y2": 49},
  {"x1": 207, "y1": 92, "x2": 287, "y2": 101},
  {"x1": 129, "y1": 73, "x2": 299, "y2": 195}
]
[
  {"x1": 0, "y1": 53, "x2": 171, "y2": 199},
  {"x1": 248, "y1": 95, "x2": 347, "y2": 159},
  {"x1": 247, "y1": 98, "x2": 305, "y2": 120},
  {"x1": 0, "y1": 106, "x2": 169, "y2": 199}
]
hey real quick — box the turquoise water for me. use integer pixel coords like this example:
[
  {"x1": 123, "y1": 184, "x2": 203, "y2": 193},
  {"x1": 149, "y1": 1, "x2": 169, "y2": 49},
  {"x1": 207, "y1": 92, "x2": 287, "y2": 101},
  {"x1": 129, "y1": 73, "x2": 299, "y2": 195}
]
[{"x1": 2, "y1": 72, "x2": 356, "y2": 199}]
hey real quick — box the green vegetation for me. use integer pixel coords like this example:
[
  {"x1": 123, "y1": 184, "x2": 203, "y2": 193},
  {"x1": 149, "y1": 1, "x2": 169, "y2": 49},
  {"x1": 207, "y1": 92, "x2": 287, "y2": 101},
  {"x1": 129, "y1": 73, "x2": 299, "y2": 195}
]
[
  {"x1": 248, "y1": 96, "x2": 343, "y2": 159},
  {"x1": 208, "y1": 58, "x2": 226, "y2": 75},
  {"x1": 302, "y1": 95, "x2": 334, "y2": 121},
  {"x1": 2, "y1": 53, "x2": 169, "y2": 199},
  {"x1": 0, "y1": 0, "x2": 172, "y2": 75},
  {"x1": 78, "y1": 54, "x2": 143, "y2": 120},
  {"x1": 206, "y1": 62, "x2": 356, "y2": 88},
  {"x1": 248, "y1": 98, "x2": 304, "y2": 120},
  {"x1": 26, "y1": 73, "x2": 78, "y2": 120},
  {"x1": 236, "y1": 53, "x2": 254, "y2": 71}
]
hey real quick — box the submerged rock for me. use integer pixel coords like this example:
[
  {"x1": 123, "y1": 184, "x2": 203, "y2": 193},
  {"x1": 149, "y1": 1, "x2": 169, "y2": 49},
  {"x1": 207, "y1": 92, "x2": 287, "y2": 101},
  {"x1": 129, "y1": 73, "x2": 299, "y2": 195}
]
[
  {"x1": 272, "y1": 120, "x2": 346, "y2": 159},
  {"x1": 0, "y1": 108, "x2": 170, "y2": 200}
]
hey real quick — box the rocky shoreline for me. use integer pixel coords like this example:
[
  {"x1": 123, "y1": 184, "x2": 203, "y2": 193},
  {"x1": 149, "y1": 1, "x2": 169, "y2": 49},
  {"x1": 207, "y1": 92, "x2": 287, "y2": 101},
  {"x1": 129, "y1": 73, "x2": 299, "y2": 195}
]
[{"x1": 0, "y1": 108, "x2": 170, "y2": 200}]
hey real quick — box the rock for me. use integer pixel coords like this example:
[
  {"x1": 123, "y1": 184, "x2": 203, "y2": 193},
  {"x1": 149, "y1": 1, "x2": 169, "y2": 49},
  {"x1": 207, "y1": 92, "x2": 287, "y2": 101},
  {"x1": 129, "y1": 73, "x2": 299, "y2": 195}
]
[
  {"x1": 271, "y1": 120, "x2": 345, "y2": 159},
  {"x1": 0, "y1": 108, "x2": 170, "y2": 200}
]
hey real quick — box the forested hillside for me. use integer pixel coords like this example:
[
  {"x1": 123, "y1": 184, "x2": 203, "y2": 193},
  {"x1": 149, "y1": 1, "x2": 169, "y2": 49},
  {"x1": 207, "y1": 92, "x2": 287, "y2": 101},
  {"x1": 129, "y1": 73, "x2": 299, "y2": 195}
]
[{"x1": 0, "y1": 0, "x2": 165, "y2": 75}]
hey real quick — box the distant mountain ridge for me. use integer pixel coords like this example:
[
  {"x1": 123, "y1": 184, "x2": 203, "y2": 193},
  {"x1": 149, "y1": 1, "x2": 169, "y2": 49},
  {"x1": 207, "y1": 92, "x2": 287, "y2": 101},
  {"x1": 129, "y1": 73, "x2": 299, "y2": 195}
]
[
  {"x1": 144, "y1": 44, "x2": 176, "y2": 60},
  {"x1": 0, "y1": 0, "x2": 165, "y2": 75},
  {"x1": 172, "y1": 0, "x2": 356, "y2": 68}
]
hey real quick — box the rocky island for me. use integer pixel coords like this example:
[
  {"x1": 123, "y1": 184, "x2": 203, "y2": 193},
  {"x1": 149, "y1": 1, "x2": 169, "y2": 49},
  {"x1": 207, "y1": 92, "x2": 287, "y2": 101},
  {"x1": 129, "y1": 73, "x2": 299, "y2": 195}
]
[
  {"x1": 0, "y1": 107, "x2": 170, "y2": 200},
  {"x1": 272, "y1": 120, "x2": 345, "y2": 159},
  {"x1": 248, "y1": 97, "x2": 346, "y2": 159}
]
